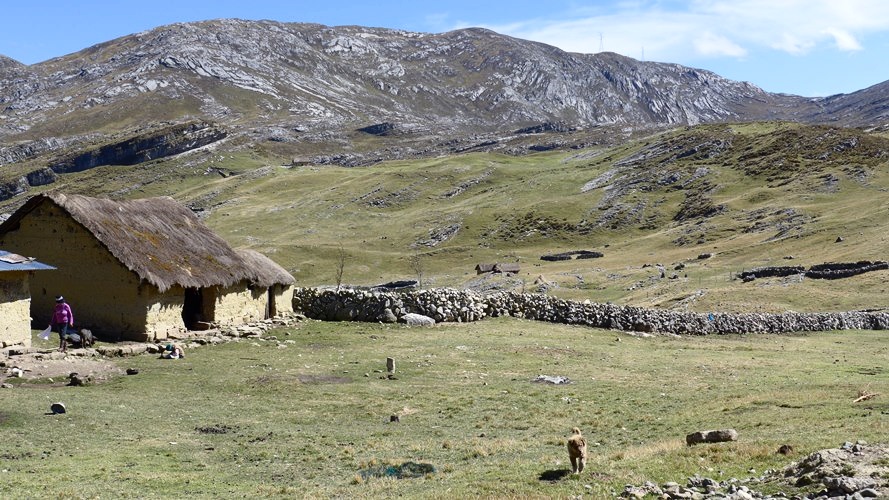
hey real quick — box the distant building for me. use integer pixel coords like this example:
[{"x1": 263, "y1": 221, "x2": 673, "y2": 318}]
[
  {"x1": 475, "y1": 263, "x2": 496, "y2": 274},
  {"x1": 493, "y1": 263, "x2": 520, "y2": 274},
  {"x1": 475, "y1": 262, "x2": 520, "y2": 275},
  {"x1": 0, "y1": 250, "x2": 54, "y2": 348},
  {"x1": 0, "y1": 193, "x2": 294, "y2": 341}
]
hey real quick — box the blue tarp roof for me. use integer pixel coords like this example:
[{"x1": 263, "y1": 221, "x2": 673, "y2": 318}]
[{"x1": 0, "y1": 250, "x2": 55, "y2": 272}]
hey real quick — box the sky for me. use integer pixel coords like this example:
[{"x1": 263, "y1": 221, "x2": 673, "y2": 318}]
[{"x1": 1, "y1": 0, "x2": 888, "y2": 97}]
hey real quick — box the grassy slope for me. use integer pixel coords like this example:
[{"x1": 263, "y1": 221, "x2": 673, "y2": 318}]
[
  {"x1": 3, "y1": 321, "x2": 887, "y2": 498},
  {"x1": 3, "y1": 121, "x2": 889, "y2": 313}
]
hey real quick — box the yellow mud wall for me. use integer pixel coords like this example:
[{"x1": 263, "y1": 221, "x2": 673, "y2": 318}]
[
  {"x1": 274, "y1": 284, "x2": 294, "y2": 315},
  {"x1": 142, "y1": 285, "x2": 188, "y2": 341},
  {"x1": 215, "y1": 283, "x2": 270, "y2": 324},
  {"x1": 0, "y1": 202, "x2": 151, "y2": 339},
  {"x1": 0, "y1": 272, "x2": 32, "y2": 347}
]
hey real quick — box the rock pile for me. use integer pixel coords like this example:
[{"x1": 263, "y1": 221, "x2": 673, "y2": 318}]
[
  {"x1": 292, "y1": 287, "x2": 889, "y2": 335},
  {"x1": 621, "y1": 441, "x2": 888, "y2": 499}
]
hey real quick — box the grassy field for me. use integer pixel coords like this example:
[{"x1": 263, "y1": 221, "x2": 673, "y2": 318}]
[
  {"x1": 5, "y1": 121, "x2": 889, "y2": 314},
  {"x1": 3, "y1": 319, "x2": 887, "y2": 498}
]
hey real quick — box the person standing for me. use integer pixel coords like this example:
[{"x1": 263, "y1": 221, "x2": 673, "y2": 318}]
[{"x1": 51, "y1": 296, "x2": 74, "y2": 352}]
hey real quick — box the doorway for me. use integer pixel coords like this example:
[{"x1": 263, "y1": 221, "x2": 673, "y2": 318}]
[
  {"x1": 266, "y1": 287, "x2": 277, "y2": 319},
  {"x1": 182, "y1": 287, "x2": 216, "y2": 330}
]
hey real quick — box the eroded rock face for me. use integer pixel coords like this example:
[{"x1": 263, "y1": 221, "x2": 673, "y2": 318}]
[{"x1": 0, "y1": 19, "x2": 827, "y2": 150}]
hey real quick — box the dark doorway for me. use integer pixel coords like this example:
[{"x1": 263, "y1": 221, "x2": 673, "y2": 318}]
[
  {"x1": 183, "y1": 288, "x2": 203, "y2": 330},
  {"x1": 267, "y1": 287, "x2": 277, "y2": 319}
]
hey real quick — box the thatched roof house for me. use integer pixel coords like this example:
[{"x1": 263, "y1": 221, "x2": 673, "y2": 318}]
[
  {"x1": 475, "y1": 263, "x2": 496, "y2": 274},
  {"x1": 0, "y1": 193, "x2": 294, "y2": 341},
  {"x1": 0, "y1": 250, "x2": 54, "y2": 348}
]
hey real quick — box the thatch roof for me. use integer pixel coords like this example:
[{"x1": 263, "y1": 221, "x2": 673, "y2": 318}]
[
  {"x1": 0, "y1": 193, "x2": 293, "y2": 292},
  {"x1": 237, "y1": 249, "x2": 296, "y2": 288}
]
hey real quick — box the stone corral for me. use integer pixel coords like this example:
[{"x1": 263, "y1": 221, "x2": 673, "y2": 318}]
[{"x1": 292, "y1": 287, "x2": 889, "y2": 335}]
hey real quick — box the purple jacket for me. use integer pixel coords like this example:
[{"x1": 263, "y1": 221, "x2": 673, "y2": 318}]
[{"x1": 52, "y1": 303, "x2": 73, "y2": 326}]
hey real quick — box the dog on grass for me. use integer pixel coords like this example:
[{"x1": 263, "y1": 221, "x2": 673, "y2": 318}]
[
  {"x1": 79, "y1": 329, "x2": 94, "y2": 348},
  {"x1": 567, "y1": 427, "x2": 587, "y2": 474}
]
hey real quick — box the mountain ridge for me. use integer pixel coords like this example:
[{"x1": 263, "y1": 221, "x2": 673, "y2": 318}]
[{"x1": 6, "y1": 18, "x2": 878, "y2": 151}]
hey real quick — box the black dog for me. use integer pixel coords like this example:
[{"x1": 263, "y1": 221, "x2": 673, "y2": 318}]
[{"x1": 78, "y1": 329, "x2": 94, "y2": 348}]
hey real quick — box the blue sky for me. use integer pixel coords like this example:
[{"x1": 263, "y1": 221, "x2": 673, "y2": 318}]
[{"x1": 2, "y1": 0, "x2": 887, "y2": 97}]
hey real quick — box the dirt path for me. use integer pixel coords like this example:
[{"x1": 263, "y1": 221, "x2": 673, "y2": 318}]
[{"x1": 2, "y1": 352, "x2": 124, "y2": 385}]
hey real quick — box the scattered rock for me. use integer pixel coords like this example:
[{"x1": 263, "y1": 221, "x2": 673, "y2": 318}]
[
  {"x1": 67, "y1": 372, "x2": 91, "y2": 386},
  {"x1": 126, "y1": 368, "x2": 139, "y2": 375},
  {"x1": 685, "y1": 429, "x2": 738, "y2": 445},
  {"x1": 399, "y1": 313, "x2": 436, "y2": 327},
  {"x1": 532, "y1": 375, "x2": 572, "y2": 385}
]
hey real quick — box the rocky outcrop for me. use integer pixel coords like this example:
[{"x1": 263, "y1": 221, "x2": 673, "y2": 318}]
[
  {"x1": 622, "y1": 441, "x2": 889, "y2": 499},
  {"x1": 49, "y1": 121, "x2": 225, "y2": 174},
  {"x1": 291, "y1": 287, "x2": 889, "y2": 335},
  {"x1": 0, "y1": 19, "x2": 829, "y2": 150}
]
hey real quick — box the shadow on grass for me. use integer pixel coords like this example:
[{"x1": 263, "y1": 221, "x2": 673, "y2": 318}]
[{"x1": 538, "y1": 469, "x2": 571, "y2": 482}]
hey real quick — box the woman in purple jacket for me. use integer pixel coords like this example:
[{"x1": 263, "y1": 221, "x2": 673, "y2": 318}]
[{"x1": 51, "y1": 296, "x2": 74, "y2": 352}]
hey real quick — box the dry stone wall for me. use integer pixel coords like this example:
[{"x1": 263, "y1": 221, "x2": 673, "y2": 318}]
[{"x1": 291, "y1": 287, "x2": 889, "y2": 335}]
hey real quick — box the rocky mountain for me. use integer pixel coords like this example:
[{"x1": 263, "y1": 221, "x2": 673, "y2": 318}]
[{"x1": 0, "y1": 19, "x2": 886, "y2": 176}]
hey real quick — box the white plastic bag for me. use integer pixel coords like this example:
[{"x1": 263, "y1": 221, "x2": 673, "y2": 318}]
[{"x1": 39, "y1": 326, "x2": 52, "y2": 341}]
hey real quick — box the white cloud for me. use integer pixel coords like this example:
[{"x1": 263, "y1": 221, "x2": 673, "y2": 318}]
[
  {"x1": 823, "y1": 27, "x2": 862, "y2": 51},
  {"x1": 693, "y1": 32, "x2": 747, "y2": 57},
  {"x1": 475, "y1": 0, "x2": 889, "y2": 61}
]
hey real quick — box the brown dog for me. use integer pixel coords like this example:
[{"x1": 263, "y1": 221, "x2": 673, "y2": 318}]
[{"x1": 567, "y1": 427, "x2": 587, "y2": 474}]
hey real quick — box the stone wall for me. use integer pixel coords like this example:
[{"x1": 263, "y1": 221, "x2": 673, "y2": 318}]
[{"x1": 292, "y1": 287, "x2": 889, "y2": 335}]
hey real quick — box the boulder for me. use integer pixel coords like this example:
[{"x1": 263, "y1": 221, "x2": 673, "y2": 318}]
[
  {"x1": 685, "y1": 429, "x2": 738, "y2": 445},
  {"x1": 399, "y1": 313, "x2": 435, "y2": 327}
]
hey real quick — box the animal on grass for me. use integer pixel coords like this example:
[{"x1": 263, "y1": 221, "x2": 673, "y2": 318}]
[
  {"x1": 79, "y1": 329, "x2": 94, "y2": 348},
  {"x1": 567, "y1": 427, "x2": 587, "y2": 474}
]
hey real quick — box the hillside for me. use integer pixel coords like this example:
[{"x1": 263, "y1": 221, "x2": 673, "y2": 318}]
[
  {"x1": 1, "y1": 20, "x2": 888, "y2": 315},
  {"x1": 2, "y1": 19, "x2": 887, "y2": 179},
  {"x1": 1, "y1": 120, "x2": 887, "y2": 314}
]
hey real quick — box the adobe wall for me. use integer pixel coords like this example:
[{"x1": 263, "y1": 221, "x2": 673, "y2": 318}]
[
  {"x1": 214, "y1": 283, "x2": 271, "y2": 325},
  {"x1": 0, "y1": 202, "x2": 151, "y2": 337},
  {"x1": 273, "y1": 284, "x2": 295, "y2": 315},
  {"x1": 292, "y1": 287, "x2": 889, "y2": 335},
  {"x1": 142, "y1": 285, "x2": 189, "y2": 341},
  {"x1": 0, "y1": 272, "x2": 33, "y2": 347}
]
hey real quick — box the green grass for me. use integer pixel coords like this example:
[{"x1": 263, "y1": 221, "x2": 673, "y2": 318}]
[
  {"x1": 4, "y1": 121, "x2": 889, "y2": 313},
  {"x1": 3, "y1": 320, "x2": 887, "y2": 498}
]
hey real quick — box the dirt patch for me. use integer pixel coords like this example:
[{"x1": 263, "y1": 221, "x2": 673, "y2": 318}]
[
  {"x1": 196, "y1": 424, "x2": 238, "y2": 435},
  {"x1": 2, "y1": 355, "x2": 124, "y2": 386}
]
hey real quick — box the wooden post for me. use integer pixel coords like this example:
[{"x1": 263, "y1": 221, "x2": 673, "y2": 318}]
[{"x1": 386, "y1": 357, "x2": 395, "y2": 374}]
